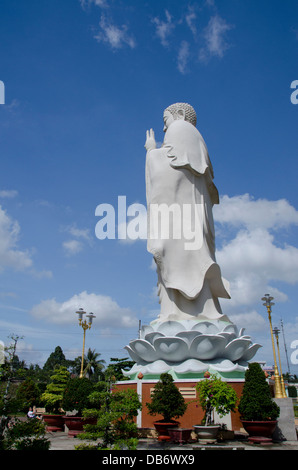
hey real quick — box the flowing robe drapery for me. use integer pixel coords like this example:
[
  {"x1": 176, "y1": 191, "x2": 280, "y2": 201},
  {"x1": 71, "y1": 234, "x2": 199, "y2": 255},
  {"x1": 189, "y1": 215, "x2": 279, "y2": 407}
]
[{"x1": 146, "y1": 119, "x2": 230, "y2": 321}]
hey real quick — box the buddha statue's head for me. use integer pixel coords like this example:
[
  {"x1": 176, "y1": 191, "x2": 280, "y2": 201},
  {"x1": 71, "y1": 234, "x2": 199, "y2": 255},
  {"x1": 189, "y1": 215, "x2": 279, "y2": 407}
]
[{"x1": 163, "y1": 102, "x2": 197, "y2": 131}]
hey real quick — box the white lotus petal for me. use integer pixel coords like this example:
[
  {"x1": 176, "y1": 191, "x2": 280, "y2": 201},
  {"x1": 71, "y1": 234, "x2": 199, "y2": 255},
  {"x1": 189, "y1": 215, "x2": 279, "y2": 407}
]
[
  {"x1": 191, "y1": 321, "x2": 219, "y2": 334},
  {"x1": 157, "y1": 321, "x2": 186, "y2": 336},
  {"x1": 208, "y1": 359, "x2": 246, "y2": 372},
  {"x1": 222, "y1": 324, "x2": 239, "y2": 335},
  {"x1": 190, "y1": 334, "x2": 227, "y2": 360},
  {"x1": 146, "y1": 360, "x2": 171, "y2": 374},
  {"x1": 176, "y1": 330, "x2": 202, "y2": 344},
  {"x1": 140, "y1": 325, "x2": 154, "y2": 339},
  {"x1": 240, "y1": 343, "x2": 262, "y2": 361},
  {"x1": 154, "y1": 336, "x2": 189, "y2": 362},
  {"x1": 144, "y1": 332, "x2": 165, "y2": 344},
  {"x1": 224, "y1": 338, "x2": 251, "y2": 361},
  {"x1": 174, "y1": 358, "x2": 207, "y2": 373},
  {"x1": 129, "y1": 339, "x2": 158, "y2": 362}
]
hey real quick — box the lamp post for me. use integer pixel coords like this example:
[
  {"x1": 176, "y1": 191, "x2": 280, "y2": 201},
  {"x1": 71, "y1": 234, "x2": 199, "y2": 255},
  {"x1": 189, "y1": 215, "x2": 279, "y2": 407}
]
[
  {"x1": 76, "y1": 308, "x2": 96, "y2": 378},
  {"x1": 273, "y1": 326, "x2": 287, "y2": 398},
  {"x1": 261, "y1": 294, "x2": 283, "y2": 398}
]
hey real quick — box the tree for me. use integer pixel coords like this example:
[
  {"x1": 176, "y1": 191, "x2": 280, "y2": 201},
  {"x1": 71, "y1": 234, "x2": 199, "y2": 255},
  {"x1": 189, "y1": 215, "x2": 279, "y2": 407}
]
[
  {"x1": 62, "y1": 377, "x2": 94, "y2": 415},
  {"x1": 107, "y1": 357, "x2": 135, "y2": 381},
  {"x1": 238, "y1": 362, "x2": 280, "y2": 421},
  {"x1": 16, "y1": 378, "x2": 41, "y2": 412},
  {"x1": 146, "y1": 373, "x2": 187, "y2": 422},
  {"x1": 83, "y1": 348, "x2": 105, "y2": 381},
  {"x1": 40, "y1": 366, "x2": 70, "y2": 413},
  {"x1": 0, "y1": 334, "x2": 23, "y2": 446},
  {"x1": 43, "y1": 346, "x2": 68, "y2": 373},
  {"x1": 196, "y1": 374, "x2": 238, "y2": 425},
  {"x1": 76, "y1": 371, "x2": 142, "y2": 450}
]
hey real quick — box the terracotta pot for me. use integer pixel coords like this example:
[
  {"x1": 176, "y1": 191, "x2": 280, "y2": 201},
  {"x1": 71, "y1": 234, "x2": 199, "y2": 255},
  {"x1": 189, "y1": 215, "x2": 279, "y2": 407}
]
[
  {"x1": 153, "y1": 421, "x2": 179, "y2": 442},
  {"x1": 63, "y1": 416, "x2": 97, "y2": 437},
  {"x1": 241, "y1": 420, "x2": 277, "y2": 443},
  {"x1": 42, "y1": 414, "x2": 64, "y2": 432},
  {"x1": 168, "y1": 428, "x2": 193, "y2": 444},
  {"x1": 193, "y1": 425, "x2": 220, "y2": 443}
]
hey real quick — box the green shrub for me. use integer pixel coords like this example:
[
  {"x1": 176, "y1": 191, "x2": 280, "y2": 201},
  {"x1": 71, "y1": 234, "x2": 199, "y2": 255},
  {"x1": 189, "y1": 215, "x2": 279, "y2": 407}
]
[
  {"x1": 238, "y1": 362, "x2": 280, "y2": 421},
  {"x1": 146, "y1": 373, "x2": 187, "y2": 422},
  {"x1": 196, "y1": 374, "x2": 238, "y2": 425},
  {"x1": 40, "y1": 366, "x2": 70, "y2": 413},
  {"x1": 62, "y1": 377, "x2": 94, "y2": 415},
  {"x1": 5, "y1": 418, "x2": 50, "y2": 450}
]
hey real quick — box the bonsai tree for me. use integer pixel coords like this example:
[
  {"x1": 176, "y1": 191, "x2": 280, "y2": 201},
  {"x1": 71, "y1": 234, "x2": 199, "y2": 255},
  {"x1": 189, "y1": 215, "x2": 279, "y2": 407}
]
[
  {"x1": 62, "y1": 377, "x2": 94, "y2": 416},
  {"x1": 76, "y1": 372, "x2": 142, "y2": 450},
  {"x1": 4, "y1": 418, "x2": 50, "y2": 451},
  {"x1": 16, "y1": 378, "x2": 41, "y2": 412},
  {"x1": 238, "y1": 362, "x2": 280, "y2": 421},
  {"x1": 196, "y1": 373, "x2": 238, "y2": 425},
  {"x1": 146, "y1": 373, "x2": 187, "y2": 423},
  {"x1": 40, "y1": 366, "x2": 70, "y2": 414}
]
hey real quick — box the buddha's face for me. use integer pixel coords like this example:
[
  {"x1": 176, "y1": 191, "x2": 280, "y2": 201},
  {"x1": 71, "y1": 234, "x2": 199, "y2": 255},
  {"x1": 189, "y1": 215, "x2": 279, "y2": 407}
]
[{"x1": 163, "y1": 110, "x2": 175, "y2": 132}]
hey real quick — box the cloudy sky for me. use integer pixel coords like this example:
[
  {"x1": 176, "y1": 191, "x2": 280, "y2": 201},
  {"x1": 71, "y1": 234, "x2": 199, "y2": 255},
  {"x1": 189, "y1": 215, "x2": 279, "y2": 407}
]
[{"x1": 1, "y1": 0, "x2": 298, "y2": 375}]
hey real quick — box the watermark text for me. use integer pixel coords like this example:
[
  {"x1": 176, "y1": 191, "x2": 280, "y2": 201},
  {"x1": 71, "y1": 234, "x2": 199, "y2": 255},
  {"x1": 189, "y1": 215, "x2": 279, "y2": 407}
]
[{"x1": 0, "y1": 80, "x2": 4, "y2": 104}]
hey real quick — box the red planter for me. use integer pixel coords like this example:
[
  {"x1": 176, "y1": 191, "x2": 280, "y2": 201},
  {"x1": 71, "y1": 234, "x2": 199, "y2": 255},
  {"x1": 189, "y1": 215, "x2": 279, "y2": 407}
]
[
  {"x1": 168, "y1": 428, "x2": 193, "y2": 444},
  {"x1": 241, "y1": 420, "x2": 277, "y2": 444},
  {"x1": 153, "y1": 421, "x2": 179, "y2": 442},
  {"x1": 63, "y1": 416, "x2": 97, "y2": 437},
  {"x1": 42, "y1": 414, "x2": 64, "y2": 432}
]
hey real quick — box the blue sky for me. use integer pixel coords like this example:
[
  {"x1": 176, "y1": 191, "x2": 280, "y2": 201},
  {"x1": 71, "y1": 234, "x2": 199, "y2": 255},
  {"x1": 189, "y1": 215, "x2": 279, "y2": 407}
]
[{"x1": 1, "y1": 0, "x2": 298, "y2": 375}]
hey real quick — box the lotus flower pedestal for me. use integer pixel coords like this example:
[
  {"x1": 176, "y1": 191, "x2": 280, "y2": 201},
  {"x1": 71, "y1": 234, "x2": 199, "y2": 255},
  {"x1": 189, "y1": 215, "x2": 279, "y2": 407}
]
[{"x1": 124, "y1": 320, "x2": 261, "y2": 380}]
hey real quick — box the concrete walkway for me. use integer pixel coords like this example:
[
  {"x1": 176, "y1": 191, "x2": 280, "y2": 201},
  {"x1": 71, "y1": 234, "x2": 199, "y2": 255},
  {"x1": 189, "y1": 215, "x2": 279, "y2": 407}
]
[{"x1": 47, "y1": 431, "x2": 298, "y2": 451}]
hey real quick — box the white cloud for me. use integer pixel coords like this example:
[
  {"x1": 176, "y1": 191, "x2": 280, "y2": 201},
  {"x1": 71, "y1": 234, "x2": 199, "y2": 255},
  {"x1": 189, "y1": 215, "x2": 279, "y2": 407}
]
[
  {"x1": 177, "y1": 40, "x2": 190, "y2": 74},
  {"x1": 94, "y1": 15, "x2": 136, "y2": 50},
  {"x1": 214, "y1": 194, "x2": 298, "y2": 319},
  {"x1": 30, "y1": 291, "x2": 137, "y2": 329},
  {"x1": 199, "y1": 14, "x2": 233, "y2": 61},
  {"x1": 227, "y1": 309, "x2": 267, "y2": 333},
  {"x1": 0, "y1": 205, "x2": 32, "y2": 272},
  {"x1": 63, "y1": 239, "x2": 83, "y2": 256},
  {"x1": 62, "y1": 224, "x2": 92, "y2": 256},
  {"x1": 0, "y1": 190, "x2": 18, "y2": 199},
  {"x1": 80, "y1": 0, "x2": 107, "y2": 9},
  {"x1": 214, "y1": 194, "x2": 298, "y2": 230},
  {"x1": 185, "y1": 5, "x2": 197, "y2": 36},
  {"x1": 152, "y1": 10, "x2": 175, "y2": 47}
]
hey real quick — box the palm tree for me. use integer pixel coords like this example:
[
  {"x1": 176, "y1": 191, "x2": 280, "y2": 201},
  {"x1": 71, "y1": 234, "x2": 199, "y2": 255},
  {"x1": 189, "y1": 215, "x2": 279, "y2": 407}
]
[{"x1": 83, "y1": 348, "x2": 105, "y2": 381}]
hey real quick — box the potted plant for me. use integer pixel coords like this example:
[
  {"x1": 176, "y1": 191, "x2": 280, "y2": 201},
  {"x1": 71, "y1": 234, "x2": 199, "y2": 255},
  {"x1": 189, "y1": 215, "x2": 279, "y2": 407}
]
[
  {"x1": 238, "y1": 362, "x2": 280, "y2": 443},
  {"x1": 146, "y1": 373, "x2": 187, "y2": 442},
  {"x1": 40, "y1": 366, "x2": 70, "y2": 432},
  {"x1": 62, "y1": 377, "x2": 96, "y2": 436},
  {"x1": 194, "y1": 373, "x2": 238, "y2": 443}
]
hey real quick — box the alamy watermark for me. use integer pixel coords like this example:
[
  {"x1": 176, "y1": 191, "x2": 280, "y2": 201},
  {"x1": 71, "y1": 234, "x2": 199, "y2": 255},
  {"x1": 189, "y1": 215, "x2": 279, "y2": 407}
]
[
  {"x1": 95, "y1": 196, "x2": 203, "y2": 250},
  {"x1": 290, "y1": 80, "x2": 298, "y2": 104},
  {"x1": 0, "y1": 340, "x2": 4, "y2": 365},
  {"x1": 0, "y1": 80, "x2": 4, "y2": 105},
  {"x1": 290, "y1": 340, "x2": 298, "y2": 365}
]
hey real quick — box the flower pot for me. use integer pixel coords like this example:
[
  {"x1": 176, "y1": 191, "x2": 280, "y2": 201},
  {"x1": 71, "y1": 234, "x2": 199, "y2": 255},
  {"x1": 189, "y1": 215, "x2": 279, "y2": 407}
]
[
  {"x1": 153, "y1": 421, "x2": 179, "y2": 442},
  {"x1": 241, "y1": 420, "x2": 277, "y2": 444},
  {"x1": 168, "y1": 428, "x2": 193, "y2": 445},
  {"x1": 42, "y1": 414, "x2": 65, "y2": 432},
  {"x1": 63, "y1": 416, "x2": 97, "y2": 437},
  {"x1": 193, "y1": 425, "x2": 220, "y2": 444}
]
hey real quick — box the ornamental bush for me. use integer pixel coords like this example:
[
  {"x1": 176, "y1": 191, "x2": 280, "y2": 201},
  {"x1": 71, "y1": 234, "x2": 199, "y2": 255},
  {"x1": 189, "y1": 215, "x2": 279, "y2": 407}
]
[
  {"x1": 196, "y1": 374, "x2": 238, "y2": 425},
  {"x1": 40, "y1": 366, "x2": 70, "y2": 413},
  {"x1": 146, "y1": 373, "x2": 187, "y2": 422},
  {"x1": 238, "y1": 362, "x2": 280, "y2": 421},
  {"x1": 62, "y1": 377, "x2": 94, "y2": 415}
]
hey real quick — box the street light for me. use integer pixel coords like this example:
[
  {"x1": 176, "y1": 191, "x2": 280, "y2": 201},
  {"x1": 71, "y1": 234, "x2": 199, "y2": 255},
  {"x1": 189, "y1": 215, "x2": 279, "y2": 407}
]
[
  {"x1": 76, "y1": 308, "x2": 96, "y2": 378},
  {"x1": 273, "y1": 326, "x2": 287, "y2": 398},
  {"x1": 261, "y1": 294, "x2": 283, "y2": 398}
]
